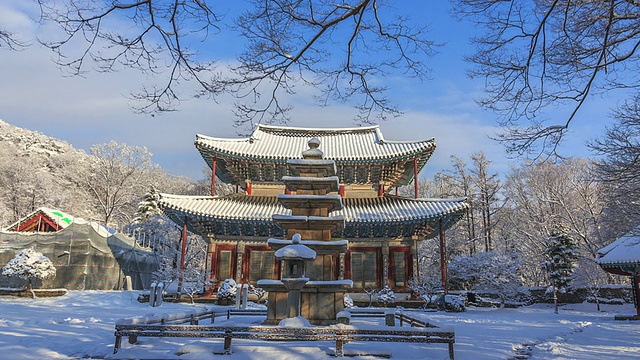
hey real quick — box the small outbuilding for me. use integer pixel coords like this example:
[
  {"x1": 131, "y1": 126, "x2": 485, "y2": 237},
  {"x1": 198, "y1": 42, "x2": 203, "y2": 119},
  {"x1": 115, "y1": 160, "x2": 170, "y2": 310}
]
[
  {"x1": 596, "y1": 226, "x2": 640, "y2": 317},
  {"x1": 1, "y1": 208, "x2": 160, "y2": 290}
]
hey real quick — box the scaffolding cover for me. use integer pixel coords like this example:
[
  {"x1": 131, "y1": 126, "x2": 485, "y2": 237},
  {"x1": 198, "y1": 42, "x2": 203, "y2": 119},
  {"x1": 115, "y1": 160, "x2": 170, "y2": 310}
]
[{"x1": 0, "y1": 221, "x2": 159, "y2": 290}]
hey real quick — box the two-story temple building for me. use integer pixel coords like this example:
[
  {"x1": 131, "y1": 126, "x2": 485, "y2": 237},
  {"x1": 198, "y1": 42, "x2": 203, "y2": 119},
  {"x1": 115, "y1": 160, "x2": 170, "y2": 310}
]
[{"x1": 159, "y1": 125, "x2": 468, "y2": 293}]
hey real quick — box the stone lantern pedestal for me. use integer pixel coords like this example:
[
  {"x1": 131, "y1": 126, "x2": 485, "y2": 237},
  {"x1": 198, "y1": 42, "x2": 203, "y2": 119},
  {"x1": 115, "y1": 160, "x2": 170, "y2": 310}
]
[{"x1": 275, "y1": 233, "x2": 316, "y2": 319}]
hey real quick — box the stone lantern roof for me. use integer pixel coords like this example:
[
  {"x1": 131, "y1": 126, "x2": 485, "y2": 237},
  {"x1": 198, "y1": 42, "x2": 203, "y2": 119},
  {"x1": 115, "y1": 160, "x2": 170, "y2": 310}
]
[{"x1": 274, "y1": 233, "x2": 316, "y2": 261}]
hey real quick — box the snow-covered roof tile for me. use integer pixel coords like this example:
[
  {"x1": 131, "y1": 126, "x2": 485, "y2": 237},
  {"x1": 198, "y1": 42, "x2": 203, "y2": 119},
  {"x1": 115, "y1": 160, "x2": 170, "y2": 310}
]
[
  {"x1": 195, "y1": 124, "x2": 435, "y2": 163},
  {"x1": 596, "y1": 226, "x2": 640, "y2": 266},
  {"x1": 158, "y1": 193, "x2": 467, "y2": 226}
]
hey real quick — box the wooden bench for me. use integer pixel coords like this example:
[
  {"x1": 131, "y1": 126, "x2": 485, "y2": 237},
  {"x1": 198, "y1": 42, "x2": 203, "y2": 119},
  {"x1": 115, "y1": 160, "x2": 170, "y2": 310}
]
[{"x1": 114, "y1": 310, "x2": 454, "y2": 359}]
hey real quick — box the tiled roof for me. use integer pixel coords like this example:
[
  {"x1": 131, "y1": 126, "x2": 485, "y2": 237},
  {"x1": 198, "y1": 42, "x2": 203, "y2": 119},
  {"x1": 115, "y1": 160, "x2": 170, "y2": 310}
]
[
  {"x1": 596, "y1": 226, "x2": 640, "y2": 269},
  {"x1": 159, "y1": 193, "x2": 467, "y2": 239},
  {"x1": 196, "y1": 124, "x2": 435, "y2": 163}
]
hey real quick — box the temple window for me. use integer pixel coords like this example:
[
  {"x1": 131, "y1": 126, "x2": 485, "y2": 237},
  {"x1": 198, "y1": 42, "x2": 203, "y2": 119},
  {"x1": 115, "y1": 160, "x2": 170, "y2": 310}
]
[
  {"x1": 350, "y1": 251, "x2": 378, "y2": 289},
  {"x1": 390, "y1": 249, "x2": 408, "y2": 288},
  {"x1": 217, "y1": 250, "x2": 234, "y2": 281},
  {"x1": 249, "y1": 250, "x2": 275, "y2": 284}
]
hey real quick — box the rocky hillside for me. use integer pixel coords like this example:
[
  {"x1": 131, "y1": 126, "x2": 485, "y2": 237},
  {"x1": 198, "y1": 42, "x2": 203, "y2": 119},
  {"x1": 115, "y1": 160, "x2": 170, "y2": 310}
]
[{"x1": 0, "y1": 119, "x2": 80, "y2": 157}]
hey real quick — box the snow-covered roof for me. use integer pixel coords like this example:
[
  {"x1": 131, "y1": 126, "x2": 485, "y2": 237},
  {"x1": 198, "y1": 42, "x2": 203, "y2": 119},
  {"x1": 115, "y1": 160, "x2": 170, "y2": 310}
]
[
  {"x1": 195, "y1": 124, "x2": 436, "y2": 187},
  {"x1": 596, "y1": 226, "x2": 640, "y2": 271},
  {"x1": 5, "y1": 207, "x2": 75, "y2": 232},
  {"x1": 196, "y1": 124, "x2": 435, "y2": 162},
  {"x1": 4, "y1": 207, "x2": 115, "y2": 237},
  {"x1": 159, "y1": 193, "x2": 468, "y2": 239}
]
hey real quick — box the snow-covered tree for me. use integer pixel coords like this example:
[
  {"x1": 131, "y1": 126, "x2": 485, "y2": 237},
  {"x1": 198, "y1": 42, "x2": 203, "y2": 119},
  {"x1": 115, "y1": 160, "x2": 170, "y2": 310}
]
[
  {"x1": 544, "y1": 228, "x2": 579, "y2": 294},
  {"x1": 180, "y1": 267, "x2": 211, "y2": 304},
  {"x1": 1, "y1": 247, "x2": 56, "y2": 298},
  {"x1": 133, "y1": 186, "x2": 162, "y2": 223},
  {"x1": 448, "y1": 251, "x2": 523, "y2": 306},
  {"x1": 543, "y1": 227, "x2": 579, "y2": 314}
]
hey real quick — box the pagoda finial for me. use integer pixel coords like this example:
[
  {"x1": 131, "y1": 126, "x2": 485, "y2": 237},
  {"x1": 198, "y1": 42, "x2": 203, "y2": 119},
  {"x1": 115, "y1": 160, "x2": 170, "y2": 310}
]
[{"x1": 302, "y1": 137, "x2": 323, "y2": 159}]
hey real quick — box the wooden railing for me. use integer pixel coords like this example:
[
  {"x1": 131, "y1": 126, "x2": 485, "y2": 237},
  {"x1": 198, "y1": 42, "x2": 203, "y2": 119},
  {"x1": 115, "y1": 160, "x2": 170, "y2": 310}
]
[{"x1": 114, "y1": 308, "x2": 454, "y2": 359}]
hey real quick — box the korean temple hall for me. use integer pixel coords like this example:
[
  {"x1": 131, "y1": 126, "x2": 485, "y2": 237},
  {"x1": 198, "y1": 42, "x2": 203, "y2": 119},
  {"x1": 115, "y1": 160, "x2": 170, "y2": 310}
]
[{"x1": 159, "y1": 125, "x2": 468, "y2": 295}]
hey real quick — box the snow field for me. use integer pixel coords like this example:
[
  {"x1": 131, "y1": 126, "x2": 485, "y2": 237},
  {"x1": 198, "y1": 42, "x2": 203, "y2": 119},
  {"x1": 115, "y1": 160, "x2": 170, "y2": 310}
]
[{"x1": 0, "y1": 291, "x2": 638, "y2": 359}]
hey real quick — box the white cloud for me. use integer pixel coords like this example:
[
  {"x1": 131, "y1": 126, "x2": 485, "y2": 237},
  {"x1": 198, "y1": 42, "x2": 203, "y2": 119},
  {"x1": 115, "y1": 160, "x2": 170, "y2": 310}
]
[{"x1": 0, "y1": 0, "x2": 612, "y2": 182}]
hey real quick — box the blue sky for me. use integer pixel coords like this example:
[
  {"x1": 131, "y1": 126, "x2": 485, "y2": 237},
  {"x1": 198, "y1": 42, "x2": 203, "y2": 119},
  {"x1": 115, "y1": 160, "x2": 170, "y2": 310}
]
[{"x1": 0, "y1": 1, "x2": 614, "y2": 180}]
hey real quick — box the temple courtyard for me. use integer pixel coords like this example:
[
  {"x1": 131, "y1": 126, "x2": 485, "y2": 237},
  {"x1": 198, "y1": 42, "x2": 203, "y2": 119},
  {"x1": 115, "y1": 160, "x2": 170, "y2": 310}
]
[{"x1": 0, "y1": 291, "x2": 638, "y2": 359}]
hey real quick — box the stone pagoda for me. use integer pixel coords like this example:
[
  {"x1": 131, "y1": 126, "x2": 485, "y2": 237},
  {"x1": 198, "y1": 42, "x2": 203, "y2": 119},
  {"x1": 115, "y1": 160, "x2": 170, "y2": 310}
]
[{"x1": 258, "y1": 138, "x2": 352, "y2": 325}]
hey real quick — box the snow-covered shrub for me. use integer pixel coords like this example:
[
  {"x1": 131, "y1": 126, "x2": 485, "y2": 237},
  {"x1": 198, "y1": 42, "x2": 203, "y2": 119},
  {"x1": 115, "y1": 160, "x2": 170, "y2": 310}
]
[
  {"x1": 408, "y1": 276, "x2": 441, "y2": 309},
  {"x1": 217, "y1": 278, "x2": 237, "y2": 303},
  {"x1": 448, "y1": 251, "x2": 523, "y2": 307},
  {"x1": 1, "y1": 247, "x2": 56, "y2": 297},
  {"x1": 437, "y1": 294, "x2": 466, "y2": 312},
  {"x1": 248, "y1": 285, "x2": 266, "y2": 303},
  {"x1": 344, "y1": 294, "x2": 354, "y2": 308},
  {"x1": 376, "y1": 285, "x2": 396, "y2": 305}
]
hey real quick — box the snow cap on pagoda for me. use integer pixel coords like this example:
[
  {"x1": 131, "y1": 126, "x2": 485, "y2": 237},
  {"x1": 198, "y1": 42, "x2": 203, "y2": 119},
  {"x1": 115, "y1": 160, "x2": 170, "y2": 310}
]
[
  {"x1": 274, "y1": 233, "x2": 317, "y2": 261},
  {"x1": 302, "y1": 137, "x2": 323, "y2": 159}
]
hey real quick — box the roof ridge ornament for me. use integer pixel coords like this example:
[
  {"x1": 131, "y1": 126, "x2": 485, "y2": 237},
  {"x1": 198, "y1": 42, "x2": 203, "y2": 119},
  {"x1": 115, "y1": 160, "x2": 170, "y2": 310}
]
[{"x1": 302, "y1": 137, "x2": 323, "y2": 159}]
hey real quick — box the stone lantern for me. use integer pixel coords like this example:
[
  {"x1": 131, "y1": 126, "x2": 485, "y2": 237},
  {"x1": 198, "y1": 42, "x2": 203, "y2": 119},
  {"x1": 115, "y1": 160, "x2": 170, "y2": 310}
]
[{"x1": 274, "y1": 233, "x2": 316, "y2": 319}]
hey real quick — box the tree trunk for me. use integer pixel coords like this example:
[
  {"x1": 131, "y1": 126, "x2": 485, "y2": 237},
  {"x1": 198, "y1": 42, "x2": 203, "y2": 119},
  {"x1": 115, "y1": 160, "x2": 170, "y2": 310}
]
[{"x1": 27, "y1": 278, "x2": 35, "y2": 299}]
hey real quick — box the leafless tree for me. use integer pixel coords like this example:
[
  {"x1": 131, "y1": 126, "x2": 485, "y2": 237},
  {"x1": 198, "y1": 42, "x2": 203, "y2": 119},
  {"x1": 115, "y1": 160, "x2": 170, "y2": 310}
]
[
  {"x1": 590, "y1": 96, "x2": 640, "y2": 238},
  {"x1": 500, "y1": 159, "x2": 606, "y2": 286},
  {"x1": 445, "y1": 156, "x2": 478, "y2": 255},
  {"x1": 469, "y1": 152, "x2": 501, "y2": 252},
  {"x1": 455, "y1": 1, "x2": 640, "y2": 156},
  {"x1": 36, "y1": 1, "x2": 437, "y2": 127},
  {"x1": 61, "y1": 141, "x2": 156, "y2": 226}
]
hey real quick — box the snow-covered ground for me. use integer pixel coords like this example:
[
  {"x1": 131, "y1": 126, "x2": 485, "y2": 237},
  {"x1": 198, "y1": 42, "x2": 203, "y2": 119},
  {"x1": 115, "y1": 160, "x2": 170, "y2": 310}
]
[{"x1": 0, "y1": 291, "x2": 638, "y2": 359}]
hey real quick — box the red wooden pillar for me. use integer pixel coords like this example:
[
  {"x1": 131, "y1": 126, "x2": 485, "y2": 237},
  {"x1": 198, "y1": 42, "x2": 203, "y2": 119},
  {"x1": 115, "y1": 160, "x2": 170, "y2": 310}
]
[
  {"x1": 177, "y1": 216, "x2": 188, "y2": 295},
  {"x1": 246, "y1": 181, "x2": 252, "y2": 195},
  {"x1": 285, "y1": 187, "x2": 291, "y2": 195},
  {"x1": 413, "y1": 158, "x2": 419, "y2": 199},
  {"x1": 378, "y1": 184, "x2": 385, "y2": 197},
  {"x1": 210, "y1": 157, "x2": 217, "y2": 196},
  {"x1": 339, "y1": 184, "x2": 345, "y2": 197},
  {"x1": 439, "y1": 219, "x2": 448, "y2": 294}
]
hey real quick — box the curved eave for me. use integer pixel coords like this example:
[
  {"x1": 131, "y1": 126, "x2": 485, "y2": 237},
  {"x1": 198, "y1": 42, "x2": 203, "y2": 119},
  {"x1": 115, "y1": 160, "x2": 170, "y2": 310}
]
[
  {"x1": 597, "y1": 262, "x2": 639, "y2": 276},
  {"x1": 159, "y1": 193, "x2": 468, "y2": 239},
  {"x1": 195, "y1": 127, "x2": 436, "y2": 187}
]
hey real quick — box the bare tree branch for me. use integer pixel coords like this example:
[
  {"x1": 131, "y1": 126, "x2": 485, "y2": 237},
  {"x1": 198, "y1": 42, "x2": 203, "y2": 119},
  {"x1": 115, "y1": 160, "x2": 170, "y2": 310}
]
[
  {"x1": 34, "y1": 1, "x2": 437, "y2": 127},
  {"x1": 0, "y1": 29, "x2": 29, "y2": 50},
  {"x1": 456, "y1": 0, "x2": 640, "y2": 156},
  {"x1": 37, "y1": 0, "x2": 222, "y2": 114}
]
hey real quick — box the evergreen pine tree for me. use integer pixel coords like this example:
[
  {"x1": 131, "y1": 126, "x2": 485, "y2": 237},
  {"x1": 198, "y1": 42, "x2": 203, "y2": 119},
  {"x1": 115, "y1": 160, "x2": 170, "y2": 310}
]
[
  {"x1": 133, "y1": 186, "x2": 162, "y2": 223},
  {"x1": 543, "y1": 228, "x2": 579, "y2": 293}
]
